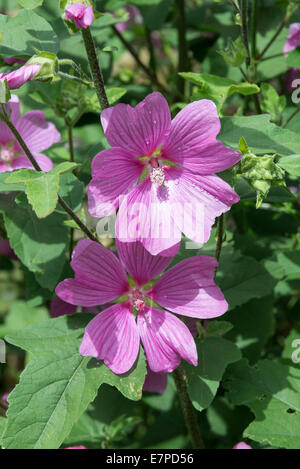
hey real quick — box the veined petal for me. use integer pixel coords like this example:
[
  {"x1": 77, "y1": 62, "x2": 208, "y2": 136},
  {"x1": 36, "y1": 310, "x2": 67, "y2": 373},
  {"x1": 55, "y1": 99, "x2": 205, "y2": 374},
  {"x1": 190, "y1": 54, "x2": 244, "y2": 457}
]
[
  {"x1": 88, "y1": 147, "x2": 143, "y2": 218},
  {"x1": 163, "y1": 100, "x2": 222, "y2": 166},
  {"x1": 56, "y1": 239, "x2": 128, "y2": 306},
  {"x1": 11, "y1": 153, "x2": 53, "y2": 172},
  {"x1": 116, "y1": 176, "x2": 181, "y2": 256},
  {"x1": 150, "y1": 256, "x2": 228, "y2": 319},
  {"x1": 170, "y1": 140, "x2": 241, "y2": 175},
  {"x1": 167, "y1": 167, "x2": 239, "y2": 244},
  {"x1": 116, "y1": 240, "x2": 175, "y2": 286},
  {"x1": 14, "y1": 110, "x2": 60, "y2": 153},
  {"x1": 138, "y1": 307, "x2": 197, "y2": 373},
  {"x1": 79, "y1": 303, "x2": 140, "y2": 374},
  {"x1": 101, "y1": 92, "x2": 171, "y2": 157}
]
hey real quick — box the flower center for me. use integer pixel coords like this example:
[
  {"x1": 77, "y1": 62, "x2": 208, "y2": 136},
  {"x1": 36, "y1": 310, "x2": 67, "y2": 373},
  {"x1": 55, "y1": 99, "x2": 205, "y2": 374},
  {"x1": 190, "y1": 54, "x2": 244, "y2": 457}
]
[
  {"x1": 150, "y1": 166, "x2": 165, "y2": 186},
  {"x1": 0, "y1": 144, "x2": 15, "y2": 163},
  {"x1": 129, "y1": 288, "x2": 146, "y2": 315}
]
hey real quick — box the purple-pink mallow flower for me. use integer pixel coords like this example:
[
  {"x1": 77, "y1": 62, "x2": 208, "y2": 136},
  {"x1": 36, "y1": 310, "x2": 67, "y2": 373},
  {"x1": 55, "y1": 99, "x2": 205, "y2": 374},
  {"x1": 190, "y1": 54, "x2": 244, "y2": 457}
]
[
  {"x1": 233, "y1": 442, "x2": 252, "y2": 450},
  {"x1": 143, "y1": 366, "x2": 167, "y2": 394},
  {"x1": 0, "y1": 63, "x2": 41, "y2": 90},
  {"x1": 0, "y1": 95, "x2": 60, "y2": 173},
  {"x1": 66, "y1": 446, "x2": 87, "y2": 449},
  {"x1": 3, "y1": 57, "x2": 27, "y2": 65},
  {"x1": 50, "y1": 296, "x2": 98, "y2": 318},
  {"x1": 65, "y1": 3, "x2": 94, "y2": 29},
  {"x1": 0, "y1": 236, "x2": 17, "y2": 260},
  {"x1": 56, "y1": 239, "x2": 227, "y2": 375},
  {"x1": 88, "y1": 92, "x2": 241, "y2": 255},
  {"x1": 283, "y1": 23, "x2": 300, "y2": 56}
]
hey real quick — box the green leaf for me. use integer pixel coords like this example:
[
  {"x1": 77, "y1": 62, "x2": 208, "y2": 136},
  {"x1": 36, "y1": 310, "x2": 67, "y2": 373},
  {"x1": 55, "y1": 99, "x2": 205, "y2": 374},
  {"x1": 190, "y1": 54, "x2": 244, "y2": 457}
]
[
  {"x1": 225, "y1": 297, "x2": 275, "y2": 364},
  {"x1": 183, "y1": 337, "x2": 241, "y2": 412},
  {"x1": 286, "y1": 46, "x2": 300, "y2": 68},
  {"x1": 218, "y1": 36, "x2": 248, "y2": 67},
  {"x1": 5, "y1": 163, "x2": 79, "y2": 218},
  {"x1": 219, "y1": 114, "x2": 300, "y2": 157},
  {"x1": 277, "y1": 154, "x2": 300, "y2": 176},
  {"x1": 0, "y1": 172, "x2": 24, "y2": 193},
  {"x1": 140, "y1": 0, "x2": 171, "y2": 30},
  {"x1": 180, "y1": 73, "x2": 259, "y2": 111},
  {"x1": 206, "y1": 320, "x2": 234, "y2": 338},
  {"x1": 260, "y1": 83, "x2": 286, "y2": 124},
  {"x1": 217, "y1": 250, "x2": 276, "y2": 310},
  {"x1": 0, "y1": 301, "x2": 49, "y2": 338},
  {"x1": 225, "y1": 359, "x2": 300, "y2": 449},
  {"x1": 0, "y1": 9, "x2": 58, "y2": 56},
  {"x1": 0, "y1": 417, "x2": 7, "y2": 447},
  {"x1": 18, "y1": 0, "x2": 43, "y2": 9},
  {"x1": 2, "y1": 314, "x2": 146, "y2": 449},
  {"x1": 0, "y1": 193, "x2": 68, "y2": 290}
]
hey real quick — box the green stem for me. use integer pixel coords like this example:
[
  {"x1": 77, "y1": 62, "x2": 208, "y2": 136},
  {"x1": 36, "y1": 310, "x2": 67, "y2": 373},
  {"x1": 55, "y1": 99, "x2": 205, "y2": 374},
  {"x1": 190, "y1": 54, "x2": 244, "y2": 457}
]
[
  {"x1": 58, "y1": 71, "x2": 93, "y2": 87},
  {"x1": 241, "y1": 0, "x2": 251, "y2": 68},
  {"x1": 215, "y1": 214, "x2": 224, "y2": 262},
  {"x1": 259, "y1": 52, "x2": 285, "y2": 62},
  {"x1": 173, "y1": 368, "x2": 205, "y2": 449},
  {"x1": 282, "y1": 106, "x2": 300, "y2": 128},
  {"x1": 145, "y1": 26, "x2": 157, "y2": 79},
  {"x1": 58, "y1": 59, "x2": 91, "y2": 82},
  {"x1": 0, "y1": 108, "x2": 98, "y2": 243},
  {"x1": 256, "y1": 12, "x2": 290, "y2": 61},
  {"x1": 67, "y1": 123, "x2": 75, "y2": 259},
  {"x1": 81, "y1": 27, "x2": 109, "y2": 110},
  {"x1": 111, "y1": 25, "x2": 171, "y2": 96},
  {"x1": 250, "y1": 0, "x2": 257, "y2": 59},
  {"x1": 176, "y1": 0, "x2": 189, "y2": 97}
]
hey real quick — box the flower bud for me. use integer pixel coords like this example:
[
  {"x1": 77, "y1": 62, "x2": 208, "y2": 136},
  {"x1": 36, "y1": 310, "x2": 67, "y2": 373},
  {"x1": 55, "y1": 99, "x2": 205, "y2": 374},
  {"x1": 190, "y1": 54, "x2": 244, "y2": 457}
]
[
  {"x1": 26, "y1": 53, "x2": 59, "y2": 82},
  {"x1": 64, "y1": 2, "x2": 94, "y2": 29},
  {"x1": 0, "y1": 63, "x2": 41, "y2": 90}
]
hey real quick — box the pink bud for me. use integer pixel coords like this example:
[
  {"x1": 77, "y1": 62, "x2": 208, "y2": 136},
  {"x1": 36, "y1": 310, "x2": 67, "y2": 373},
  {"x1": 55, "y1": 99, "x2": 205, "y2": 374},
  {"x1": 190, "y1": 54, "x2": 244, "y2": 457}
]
[
  {"x1": 0, "y1": 63, "x2": 41, "y2": 90},
  {"x1": 233, "y1": 442, "x2": 252, "y2": 449},
  {"x1": 65, "y1": 3, "x2": 94, "y2": 29}
]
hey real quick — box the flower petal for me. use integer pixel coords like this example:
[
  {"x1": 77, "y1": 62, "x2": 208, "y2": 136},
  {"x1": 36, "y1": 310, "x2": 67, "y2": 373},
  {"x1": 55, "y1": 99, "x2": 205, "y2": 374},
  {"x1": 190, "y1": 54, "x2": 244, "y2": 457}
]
[
  {"x1": 138, "y1": 307, "x2": 197, "y2": 373},
  {"x1": 116, "y1": 176, "x2": 182, "y2": 256},
  {"x1": 79, "y1": 303, "x2": 140, "y2": 374},
  {"x1": 116, "y1": 240, "x2": 175, "y2": 286},
  {"x1": 56, "y1": 239, "x2": 128, "y2": 306},
  {"x1": 14, "y1": 110, "x2": 60, "y2": 153},
  {"x1": 50, "y1": 297, "x2": 77, "y2": 318},
  {"x1": 0, "y1": 95, "x2": 20, "y2": 145},
  {"x1": 101, "y1": 92, "x2": 171, "y2": 156},
  {"x1": 163, "y1": 100, "x2": 222, "y2": 165},
  {"x1": 11, "y1": 153, "x2": 53, "y2": 172},
  {"x1": 150, "y1": 256, "x2": 228, "y2": 319},
  {"x1": 88, "y1": 147, "x2": 143, "y2": 218},
  {"x1": 167, "y1": 167, "x2": 239, "y2": 244},
  {"x1": 143, "y1": 366, "x2": 167, "y2": 394}
]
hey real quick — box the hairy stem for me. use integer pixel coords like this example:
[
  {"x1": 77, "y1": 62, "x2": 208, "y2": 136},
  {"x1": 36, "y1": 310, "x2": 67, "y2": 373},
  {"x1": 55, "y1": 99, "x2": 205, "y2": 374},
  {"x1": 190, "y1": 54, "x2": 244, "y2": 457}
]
[
  {"x1": 250, "y1": 0, "x2": 257, "y2": 58},
  {"x1": 215, "y1": 214, "x2": 224, "y2": 262},
  {"x1": 0, "y1": 109, "x2": 98, "y2": 243},
  {"x1": 111, "y1": 25, "x2": 170, "y2": 96},
  {"x1": 173, "y1": 368, "x2": 205, "y2": 449},
  {"x1": 241, "y1": 0, "x2": 251, "y2": 67},
  {"x1": 176, "y1": 0, "x2": 189, "y2": 97},
  {"x1": 145, "y1": 26, "x2": 157, "y2": 79},
  {"x1": 67, "y1": 123, "x2": 75, "y2": 259},
  {"x1": 81, "y1": 27, "x2": 109, "y2": 110}
]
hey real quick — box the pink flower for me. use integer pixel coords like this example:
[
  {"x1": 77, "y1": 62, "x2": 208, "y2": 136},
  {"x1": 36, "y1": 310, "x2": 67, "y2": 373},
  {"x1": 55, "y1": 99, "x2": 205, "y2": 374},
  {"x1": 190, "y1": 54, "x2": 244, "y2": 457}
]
[
  {"x1": 88, "y1": 92, "x2": 241, "y2": 255},
  {"x1": 0, "y1": 63, "x2": 41, "y2": 90},
  {"x1": 0, "y1": 95, "x2": 60, "y2": 173},
  {"x1": 143, "y1": 366, "x2": 167, "y2": 394},
  {"x1": 1, "y1": 393, "x2": 9, "y2": 407},
  {"x1": 3, "y1": 57, "x2": 27, "y2": 65},
  {"x1": 0, "y1": 236, "x2": 17, "y2": 260},
  {"x1": 115, "y1": 5, "x2": 142, "y2": 33},
  {"x1": 65, "y1": 3, "x2": 94, "y2": 29},
  {"x1": 66, "y1": 446, "x2": 87, "y2": 449},
  {"x1": 283, "y1": 23, "x2": 300, "y2": 56},
  {"x1": 56, "y1": 239, "x2": 228, "y2": 375},
  {"x1": 50, "y1": 296, "x2": 98, "y2": 318},
  {"x1": 233, "y1": 442, "x2": 252, "y2": 450}
]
